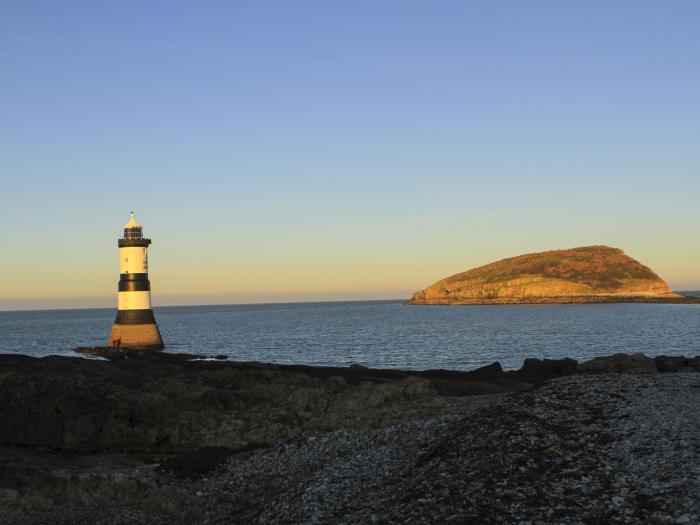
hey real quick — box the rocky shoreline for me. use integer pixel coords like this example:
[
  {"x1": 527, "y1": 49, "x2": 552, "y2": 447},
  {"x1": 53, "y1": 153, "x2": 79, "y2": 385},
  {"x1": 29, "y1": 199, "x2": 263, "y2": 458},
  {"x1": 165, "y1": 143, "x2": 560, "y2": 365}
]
[
  {"x1": 1, "y1": 351, "x2": 699, "y2": 523},
  {"x1": 405, "y1": 294, "x2": 700, "y2": 305}
]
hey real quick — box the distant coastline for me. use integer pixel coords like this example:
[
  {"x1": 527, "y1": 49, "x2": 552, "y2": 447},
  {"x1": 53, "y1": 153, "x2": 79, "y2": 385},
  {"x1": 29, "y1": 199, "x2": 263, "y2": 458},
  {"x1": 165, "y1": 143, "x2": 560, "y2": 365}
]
[{"x1": 406, "y1": 293, "x2": 700, "y2": 305}]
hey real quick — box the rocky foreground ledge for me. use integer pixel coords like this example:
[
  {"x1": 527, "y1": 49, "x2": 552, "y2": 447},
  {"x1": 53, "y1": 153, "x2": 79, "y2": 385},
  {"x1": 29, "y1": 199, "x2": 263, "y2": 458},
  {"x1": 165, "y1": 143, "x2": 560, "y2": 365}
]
[{"x1": 0, "y1": 352, "x2": 699, "y2": 524}]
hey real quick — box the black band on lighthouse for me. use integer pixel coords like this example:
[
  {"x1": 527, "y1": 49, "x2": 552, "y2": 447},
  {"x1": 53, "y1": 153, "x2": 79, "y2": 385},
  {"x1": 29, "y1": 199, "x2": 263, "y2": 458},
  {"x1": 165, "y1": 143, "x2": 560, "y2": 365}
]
[
  {"x1": 118, "y1": 273, "x2": 150, "y2": 292},
  {"x1": 118, "y1": 280, "x2": 151, "y2": 292},
  {"x1": 115, "y1": 309, "x2": 157, "y2": 325},
  {"x1": 120, "y1": 273, "x2": 149, "y2": 281},
  {"x1": 118, "y1": 238, "x2": 152, "y2": 248}
]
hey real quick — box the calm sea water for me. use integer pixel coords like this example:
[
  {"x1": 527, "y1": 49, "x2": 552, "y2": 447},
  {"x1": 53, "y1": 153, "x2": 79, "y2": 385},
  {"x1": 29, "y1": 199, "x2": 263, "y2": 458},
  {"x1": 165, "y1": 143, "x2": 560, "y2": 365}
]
[{"x1": 1, "y1": 299, "x2": 699, "y2": 370}]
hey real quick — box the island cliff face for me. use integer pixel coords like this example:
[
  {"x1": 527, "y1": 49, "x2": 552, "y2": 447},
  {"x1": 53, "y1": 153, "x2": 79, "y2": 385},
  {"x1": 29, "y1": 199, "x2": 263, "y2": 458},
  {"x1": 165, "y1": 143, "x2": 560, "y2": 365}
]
[{"x1": 408, "y1": 246, "x2": 696, "y2": 305}]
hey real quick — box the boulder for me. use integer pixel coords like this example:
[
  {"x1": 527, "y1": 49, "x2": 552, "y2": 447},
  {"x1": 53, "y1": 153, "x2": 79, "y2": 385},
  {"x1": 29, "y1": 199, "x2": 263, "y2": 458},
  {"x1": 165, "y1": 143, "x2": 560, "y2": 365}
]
[
  {"x1": 653, "y1": 356, "x2": 688, "y2": 373},
  {"x1": 516, "y1": 358, "x2": 578, "y2": 381},
  {"x1": 462, "y1": 361, "x2": 504, "y2": 380},
  {"x1": 689, "y1": 356, "x2": 700, "y2": 372},
  {"x1": 579, "y1": 353, "x2": 656, "y2": 374}
]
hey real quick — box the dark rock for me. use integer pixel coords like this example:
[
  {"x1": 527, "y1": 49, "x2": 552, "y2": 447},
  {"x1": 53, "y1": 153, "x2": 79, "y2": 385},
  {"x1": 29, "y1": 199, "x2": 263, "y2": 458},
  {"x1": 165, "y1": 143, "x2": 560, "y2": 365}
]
[
  {"x1": 579, "y1": 353, "x2": 656, "y2": 374},
  {"x1": 654, "y1": 356, "x2": 688, "y2": 373},
  {"x1": 690, "y1": 357, "x2": 700, "y2": 372},
  {"x1": 0, "y1": 353, "x2": 537, "y2": 454},
  {"x1": 158, "y1": 446, "x2": 261, "y2": 479},
  {"x1": 516, "y1": 358, "x2": 578, "y2": 381},
  {"x1": 430, "y1": 379, "x2": 515, "y2": 396},
  {"x1": 0, "y1": 445, "x2": 203, "y2": 521},
  {"x1": 466, "y1": 361, "x2": 504, "y2": 379}
]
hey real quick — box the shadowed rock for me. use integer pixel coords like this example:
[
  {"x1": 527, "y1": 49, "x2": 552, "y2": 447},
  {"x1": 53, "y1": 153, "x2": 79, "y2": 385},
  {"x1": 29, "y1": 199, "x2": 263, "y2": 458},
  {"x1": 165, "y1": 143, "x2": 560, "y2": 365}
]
[
  {"x1": 653, "y1": 355, "x2": 689, "y2": 372},
  {"x1": 0, "y1": 351, "x2": 586, "y2": 455},
  {"x1": 578, "y1": 353, "x2": 657, "y2": 374}
]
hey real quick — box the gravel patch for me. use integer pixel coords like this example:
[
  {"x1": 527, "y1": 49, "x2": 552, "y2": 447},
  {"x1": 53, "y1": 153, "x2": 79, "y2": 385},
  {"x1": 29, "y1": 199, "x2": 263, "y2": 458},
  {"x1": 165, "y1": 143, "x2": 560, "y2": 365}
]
[{"x1": 189, "y1": 373, "x2": 700, "y2": 524}]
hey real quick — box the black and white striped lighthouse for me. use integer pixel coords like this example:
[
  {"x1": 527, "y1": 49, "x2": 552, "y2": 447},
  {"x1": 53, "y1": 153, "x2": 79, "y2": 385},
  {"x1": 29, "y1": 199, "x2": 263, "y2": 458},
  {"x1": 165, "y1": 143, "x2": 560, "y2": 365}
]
[{"x1": 107, "y1": 212, "x2": 164, "y2": 350}]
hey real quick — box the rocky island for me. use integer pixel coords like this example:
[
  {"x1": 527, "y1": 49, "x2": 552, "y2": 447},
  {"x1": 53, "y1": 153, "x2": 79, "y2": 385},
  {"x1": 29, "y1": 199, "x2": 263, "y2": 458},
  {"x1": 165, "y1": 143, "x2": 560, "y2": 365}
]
[
  {"x1": 408, "y1": 245, "x2": 700, "y2": 305},
  {"x1": 1, "y1": 351, "x2": 699, "y2": 523}
]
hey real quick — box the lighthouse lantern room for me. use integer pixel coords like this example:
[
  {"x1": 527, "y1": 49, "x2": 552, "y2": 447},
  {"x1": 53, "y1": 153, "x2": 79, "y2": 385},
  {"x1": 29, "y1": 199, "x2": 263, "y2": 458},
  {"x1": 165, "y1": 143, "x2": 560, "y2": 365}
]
[{"x1": 107, "y1": 212, "x2": 164, "y2": 350}]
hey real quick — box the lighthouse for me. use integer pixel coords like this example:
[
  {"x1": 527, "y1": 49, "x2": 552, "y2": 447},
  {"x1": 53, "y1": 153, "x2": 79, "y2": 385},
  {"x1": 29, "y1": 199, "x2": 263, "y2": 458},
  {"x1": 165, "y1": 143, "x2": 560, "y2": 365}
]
[{"x1": 107, "y1": 212, "x2": 164, "y2": 350}]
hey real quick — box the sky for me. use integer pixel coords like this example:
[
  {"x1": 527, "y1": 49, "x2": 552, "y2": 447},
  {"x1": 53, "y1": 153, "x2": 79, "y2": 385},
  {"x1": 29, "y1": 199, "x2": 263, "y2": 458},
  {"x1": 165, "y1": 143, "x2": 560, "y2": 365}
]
[{"x1": 1, "y1": 1, "x2": 699, "y2": 310}]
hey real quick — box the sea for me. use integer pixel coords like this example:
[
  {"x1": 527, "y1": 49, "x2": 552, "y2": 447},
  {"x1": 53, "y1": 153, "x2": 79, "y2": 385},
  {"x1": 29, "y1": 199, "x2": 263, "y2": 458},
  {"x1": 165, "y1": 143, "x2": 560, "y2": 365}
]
[{"x1": 1, "y1": 298, "x2": 699, "y2": 371}]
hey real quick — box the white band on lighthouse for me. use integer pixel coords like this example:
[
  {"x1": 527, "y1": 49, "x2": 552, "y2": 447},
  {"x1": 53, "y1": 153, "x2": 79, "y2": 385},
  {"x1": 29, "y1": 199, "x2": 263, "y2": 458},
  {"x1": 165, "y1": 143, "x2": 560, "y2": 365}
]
[
  {"x1": 118, "y1": 291, "x2": 152, "y2": 310},
  {"x1": 119, "y1": 246, "x2": 149, "y2": 274}
]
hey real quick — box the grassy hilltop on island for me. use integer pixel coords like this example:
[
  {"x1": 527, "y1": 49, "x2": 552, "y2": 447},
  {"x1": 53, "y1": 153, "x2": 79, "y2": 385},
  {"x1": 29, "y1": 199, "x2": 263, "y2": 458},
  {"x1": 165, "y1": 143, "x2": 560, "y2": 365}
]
[{"x1": 408, "y1": 246, "x2": 699, "y2": 305}]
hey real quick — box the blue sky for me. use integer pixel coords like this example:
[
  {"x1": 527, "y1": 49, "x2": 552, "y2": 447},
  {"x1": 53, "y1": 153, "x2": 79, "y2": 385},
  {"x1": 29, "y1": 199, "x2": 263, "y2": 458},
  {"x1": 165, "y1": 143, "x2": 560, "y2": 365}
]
[{"x1": 1, "y1": 1, "x2": 699, "y2": 309}]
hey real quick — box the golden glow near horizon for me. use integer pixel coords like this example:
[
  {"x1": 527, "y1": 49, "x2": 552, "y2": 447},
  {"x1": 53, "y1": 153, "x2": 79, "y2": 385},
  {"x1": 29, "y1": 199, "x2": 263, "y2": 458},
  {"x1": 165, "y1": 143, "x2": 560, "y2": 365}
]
[{"x1": 2, "y1": 211, "x2": 699, "y2": 310}]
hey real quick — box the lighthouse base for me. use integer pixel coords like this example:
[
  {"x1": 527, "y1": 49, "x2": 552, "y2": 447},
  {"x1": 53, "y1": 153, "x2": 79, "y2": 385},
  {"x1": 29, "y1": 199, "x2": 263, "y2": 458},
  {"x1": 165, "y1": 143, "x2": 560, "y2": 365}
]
[{"x1": 107, "y1": 323, "x2": 164, "y2": 351}]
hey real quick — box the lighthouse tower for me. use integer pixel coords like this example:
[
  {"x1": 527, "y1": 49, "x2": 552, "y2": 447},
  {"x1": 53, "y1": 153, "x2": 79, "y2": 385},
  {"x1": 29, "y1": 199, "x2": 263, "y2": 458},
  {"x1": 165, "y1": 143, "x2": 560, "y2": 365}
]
[{"x1": 107, "y1": 212, "x2": 164, "y2": 350}]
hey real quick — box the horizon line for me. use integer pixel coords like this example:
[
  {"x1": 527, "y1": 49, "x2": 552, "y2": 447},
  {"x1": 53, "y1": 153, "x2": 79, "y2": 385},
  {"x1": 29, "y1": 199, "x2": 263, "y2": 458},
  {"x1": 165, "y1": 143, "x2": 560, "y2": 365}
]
[
  {"x1": 0, "y1": 297, "x2": 408, "y2": 314},
  {"x1": 3, "y1": 290, "x2": 700, "y2": 313}
]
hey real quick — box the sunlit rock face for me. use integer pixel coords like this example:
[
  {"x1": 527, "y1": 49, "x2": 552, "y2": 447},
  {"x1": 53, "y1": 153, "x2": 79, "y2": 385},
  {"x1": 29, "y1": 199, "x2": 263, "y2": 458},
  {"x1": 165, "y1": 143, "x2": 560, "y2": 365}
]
[{"x1": 408, "y1": 246, "x2": 684, "y2": 304}]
